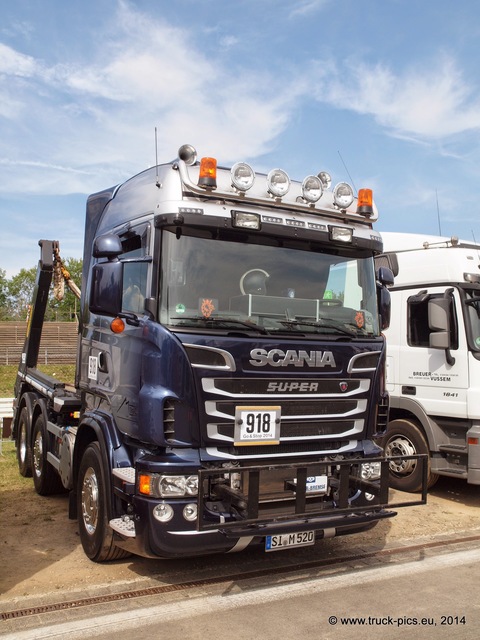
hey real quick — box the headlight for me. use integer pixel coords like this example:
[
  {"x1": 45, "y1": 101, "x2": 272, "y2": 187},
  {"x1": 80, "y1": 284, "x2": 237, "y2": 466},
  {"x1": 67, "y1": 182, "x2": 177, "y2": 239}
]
[
  {"x1": 267, "y1": 168, "x2": 290, "y2": 198},
  {"x1": 139, "y1": 473, "x2": 199, "y2": 497},
  {"x1": 361, "y1": 461, "x2": 381, "y2": 481}
]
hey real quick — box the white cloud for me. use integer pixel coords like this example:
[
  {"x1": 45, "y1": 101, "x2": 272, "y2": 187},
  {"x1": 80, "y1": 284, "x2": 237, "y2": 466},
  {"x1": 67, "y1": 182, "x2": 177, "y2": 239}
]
[
  {"x1": 289, "y1": 0, "x2": 331, "y2": 18},
  {"x1": 0, "y1": 1, "x2": 304, "y2": 196},
  {"x1": 322, "y1": 55, "x2": 480, "y2": 141},
  {"x1": 0, "y1": 42, "x2": 36, "y2": 76}
]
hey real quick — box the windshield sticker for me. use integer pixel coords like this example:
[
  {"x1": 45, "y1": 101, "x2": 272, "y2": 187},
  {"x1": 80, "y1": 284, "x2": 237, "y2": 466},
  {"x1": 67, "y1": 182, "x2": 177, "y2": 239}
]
[
  {"x1": 200, "y1": 298, "x2": 216, "y2": 318},
  {"x1": 175, "y1": 303, "x2": 186, "y2": 315},
  {"x1": 355, "y1": 311, "x2": 365, "y2": 328}
]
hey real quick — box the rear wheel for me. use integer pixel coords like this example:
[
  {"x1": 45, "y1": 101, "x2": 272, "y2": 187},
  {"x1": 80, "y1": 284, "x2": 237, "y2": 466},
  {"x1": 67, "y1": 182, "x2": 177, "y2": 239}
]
[
  {"x1": 77, "y1": 442, "x2": 129, "y2": 562},
  {"x1": 32, "y1": 414, "x2": 65, "y2": 495},
  {"x1": 382, "y1": 419, "x2": 439, "y2": 492},
  {"x1": 16, "y1": 407, "x2": 32, "y2": 477}
]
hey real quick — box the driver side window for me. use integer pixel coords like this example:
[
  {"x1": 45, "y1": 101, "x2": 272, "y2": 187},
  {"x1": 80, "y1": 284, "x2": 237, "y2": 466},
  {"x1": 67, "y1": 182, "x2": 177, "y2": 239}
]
[{"x1": 120, "y1": 226, "x2": 150, "y2": 314}]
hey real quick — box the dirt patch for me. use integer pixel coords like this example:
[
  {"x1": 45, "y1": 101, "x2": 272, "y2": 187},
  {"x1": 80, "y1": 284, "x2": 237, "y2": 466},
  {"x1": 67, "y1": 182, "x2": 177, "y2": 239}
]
[{"x1": 1, "y1": 439, "x2": 479, "y2": 609}]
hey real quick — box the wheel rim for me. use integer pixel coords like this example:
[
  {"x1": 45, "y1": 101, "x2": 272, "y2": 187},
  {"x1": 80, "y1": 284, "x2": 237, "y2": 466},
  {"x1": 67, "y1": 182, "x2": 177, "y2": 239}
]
[
  {"x1": 19, "y1": 422, "x2": 27, "y2": 465},
  {"x1": 81, "y1": 466, "x2": 99, "y2": 535},
  {"x1": 385, "y1": 435, "x2": 417, "y2": 475},
  {"x1": 33, "y1": 430, "x2": 43, "y2": 478}
]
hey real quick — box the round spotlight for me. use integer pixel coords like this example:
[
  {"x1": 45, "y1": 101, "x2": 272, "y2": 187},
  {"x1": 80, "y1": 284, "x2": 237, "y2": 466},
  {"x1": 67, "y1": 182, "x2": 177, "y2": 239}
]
[
  {"x1": 267, "y1": 169, "x2": 290, "y2": 198},
  {"x1": 231, "y1": 162, "x2": 255, "y2": 191},
  {"x1": 318, "y1": 171, "x2": 331, "y2": 189},
  {"x1": 333, "y1": 182, "x2": 354, "y2": 209},
  {"x1": 302, "y1": 175, "x2": 323, "y2": 203}
]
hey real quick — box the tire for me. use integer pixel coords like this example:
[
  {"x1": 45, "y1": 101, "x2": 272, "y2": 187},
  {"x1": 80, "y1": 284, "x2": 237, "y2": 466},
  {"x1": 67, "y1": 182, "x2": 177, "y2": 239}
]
[
  {"x1": 32, "y1": 414, "x2": 65, "y2": 495},
  {"x1": 382, "y1": 419, "x2": 439, "y2": 492},
  {"x1": 77, "y1": 442, "x2": 129, "y2": 562},
  {"x1": 16, "y1": 407, "x2": 32, "y2": 477}
]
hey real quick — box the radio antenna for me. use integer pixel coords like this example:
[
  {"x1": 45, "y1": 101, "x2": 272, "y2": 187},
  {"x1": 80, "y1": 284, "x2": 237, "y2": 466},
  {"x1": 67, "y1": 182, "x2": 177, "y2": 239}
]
[
  {"x1": 436, "y1": 189, "x2": 442, "y2": 236},
  {"x1": 337, "y1": 150, "x2": 357, "y2": 194},
  {"x1": 155, "y1": 127, "x2": 160, "y2": 188}
]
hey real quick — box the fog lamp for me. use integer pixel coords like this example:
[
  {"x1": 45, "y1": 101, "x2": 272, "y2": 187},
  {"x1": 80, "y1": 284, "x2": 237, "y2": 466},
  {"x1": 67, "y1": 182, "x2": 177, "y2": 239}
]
[
  {"x1": 153, "y1": 503, "x2": 174, "y2": 523},
  {"x1": 183, "y1": 503, "x2": 198, "y2": 522}
]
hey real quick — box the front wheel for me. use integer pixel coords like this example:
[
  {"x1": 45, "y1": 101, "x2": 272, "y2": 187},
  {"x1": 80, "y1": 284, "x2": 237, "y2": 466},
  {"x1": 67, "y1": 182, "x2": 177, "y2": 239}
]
[
  {"x1": 382, "y1": 419, "x2": 439, "y2": 492},
  {"x1": 77, "y1": 442, "x2": 129, "y2": 562}
]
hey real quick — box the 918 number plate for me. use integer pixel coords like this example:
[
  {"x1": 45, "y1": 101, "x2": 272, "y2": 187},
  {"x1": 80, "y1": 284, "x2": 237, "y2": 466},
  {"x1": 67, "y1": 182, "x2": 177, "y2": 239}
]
[
  {"x1": 265, "y1": 530, "x2": 315, "y2": 552},
  {"x1": 234, "y1": 405, "x2": 281, "y2": 446}
]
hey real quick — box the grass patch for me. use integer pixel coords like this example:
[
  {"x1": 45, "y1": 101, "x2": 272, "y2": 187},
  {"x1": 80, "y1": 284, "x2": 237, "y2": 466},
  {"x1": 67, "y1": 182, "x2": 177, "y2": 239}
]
[
  {"x1": 0, "y1": 440, "x2": 30, "y2": 492},
  {"x1": 0, "y1": 364, "x2": 76, "y2": 397}
]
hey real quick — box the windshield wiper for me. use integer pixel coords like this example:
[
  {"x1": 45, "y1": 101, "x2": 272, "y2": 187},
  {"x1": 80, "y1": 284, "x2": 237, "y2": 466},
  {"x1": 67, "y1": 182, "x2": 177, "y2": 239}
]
[
  {"x1": 278, "y1": 318, "x2": 358, "y2": 336},
  {"x1": 171, "y1": 316, "x2": 268, "y2": 334}
]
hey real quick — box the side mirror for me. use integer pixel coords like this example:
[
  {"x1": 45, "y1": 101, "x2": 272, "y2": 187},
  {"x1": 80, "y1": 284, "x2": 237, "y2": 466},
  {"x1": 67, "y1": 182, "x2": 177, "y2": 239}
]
[
  {"x1": 378, "y1": 286, "x2": 391, "y2": 331},
  {"x1": 428, "y1": 294, "x2": 455, "y2": 365},
  {"x1": 89, "y1": 260, "x2": 123, "y2": 316},
  {"x1": 428, "y1": 298, "x2": 451, "y2": 349},
  {"x1": 377, "y1": 266, "x2": 394, "y2": 287}
]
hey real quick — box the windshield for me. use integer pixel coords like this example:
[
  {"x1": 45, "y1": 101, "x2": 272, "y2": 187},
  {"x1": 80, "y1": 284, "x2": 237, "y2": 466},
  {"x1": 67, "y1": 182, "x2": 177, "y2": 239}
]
[{"x1": 159, "y1": 230, "x2": 379, "y2": 336}]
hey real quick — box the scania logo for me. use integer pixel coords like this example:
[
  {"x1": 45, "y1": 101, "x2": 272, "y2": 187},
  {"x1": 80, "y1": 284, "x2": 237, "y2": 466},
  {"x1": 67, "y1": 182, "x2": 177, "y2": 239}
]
[{"x1": 249, "y1": 348, "x2": 336, "y2": 368}]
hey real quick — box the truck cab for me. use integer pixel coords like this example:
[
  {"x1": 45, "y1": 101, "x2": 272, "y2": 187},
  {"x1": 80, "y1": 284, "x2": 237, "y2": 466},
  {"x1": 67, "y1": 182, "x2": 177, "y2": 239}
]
[{"x1": 377, "y1": 232, "x2": 480, "y2": 491}]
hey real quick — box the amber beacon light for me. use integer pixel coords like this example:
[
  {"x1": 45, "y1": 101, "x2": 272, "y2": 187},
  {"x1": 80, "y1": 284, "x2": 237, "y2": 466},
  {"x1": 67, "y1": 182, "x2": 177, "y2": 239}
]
[
  {"x1": 198, "y1": 157, "x2": 217, "y2": 189},
  {"x1": 356, "y1": 188, "x2": 374, "y2": 217}
]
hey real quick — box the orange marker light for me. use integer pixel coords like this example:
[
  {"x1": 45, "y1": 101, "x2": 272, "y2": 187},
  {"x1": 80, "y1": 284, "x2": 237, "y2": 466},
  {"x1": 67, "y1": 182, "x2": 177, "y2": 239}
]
[
  {"x1": 110, "y1": 317, "x2": 126, "y2": 334},
  {"x1": 357, "y1": 188, "x2": 374, "y2": 217},
  {"x1": 138, "y1": 474, "x2": 152, "y2": 495},
  {"x1": 198, "y1": 157, "x2": 217, "y2": 189}
]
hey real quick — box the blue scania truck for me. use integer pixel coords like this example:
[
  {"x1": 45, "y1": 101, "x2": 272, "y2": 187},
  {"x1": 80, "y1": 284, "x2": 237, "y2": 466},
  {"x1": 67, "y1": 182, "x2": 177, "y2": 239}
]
[{"x1": 12, "y1": 144, "x2": 425, "y2": 561}]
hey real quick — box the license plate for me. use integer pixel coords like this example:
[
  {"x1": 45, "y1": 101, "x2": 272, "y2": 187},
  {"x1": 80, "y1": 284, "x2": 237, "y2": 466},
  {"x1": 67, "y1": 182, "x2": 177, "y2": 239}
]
[
  {"x1": 265, "y1": 530, "x2": 315, "y2": 552},
  {"x1": 234, "y1": 405, "x2": 281, "y2": 446},
  {"x1": 306, "y1": 475, "x2": 328, "y2": 493}
]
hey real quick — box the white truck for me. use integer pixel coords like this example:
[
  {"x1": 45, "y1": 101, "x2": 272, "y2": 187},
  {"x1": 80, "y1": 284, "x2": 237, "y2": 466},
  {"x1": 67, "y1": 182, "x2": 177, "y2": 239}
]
[{"x1": 376, "y1": 232, "x2": 480, "y2": 491}]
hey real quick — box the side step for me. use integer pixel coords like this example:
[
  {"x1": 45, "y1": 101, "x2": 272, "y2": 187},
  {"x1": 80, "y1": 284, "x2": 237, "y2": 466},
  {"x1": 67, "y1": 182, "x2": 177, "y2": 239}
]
[{"x1": 110, "y1": 516, "x2": 136, "y2": 537}]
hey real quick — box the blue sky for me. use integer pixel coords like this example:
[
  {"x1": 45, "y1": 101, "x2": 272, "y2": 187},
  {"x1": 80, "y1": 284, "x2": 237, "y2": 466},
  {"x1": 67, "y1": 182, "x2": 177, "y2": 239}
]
[{"x1": 2, "y1": 0, "x2": 480, "y2": 276}]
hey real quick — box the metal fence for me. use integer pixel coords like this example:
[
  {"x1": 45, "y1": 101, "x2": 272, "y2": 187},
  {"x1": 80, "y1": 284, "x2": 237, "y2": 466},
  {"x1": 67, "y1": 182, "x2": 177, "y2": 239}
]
[{"x1": 0, "y1": 322, "x2": 78, "y2": 366}]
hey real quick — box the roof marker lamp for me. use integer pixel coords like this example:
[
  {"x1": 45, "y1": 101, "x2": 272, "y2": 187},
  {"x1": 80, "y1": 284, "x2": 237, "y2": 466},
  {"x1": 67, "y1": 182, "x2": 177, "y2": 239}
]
[
  {"x1": 198, "y1": 157, "x2": 217, "y2": 189},
  {"x1": 329, "y1": 225, "x2": 353, "y2": 243},
  {"x1": 267, "y1": 168, "x2": 290, "y2": 198},
  {"x1": 231, "y1": 162, "x2": 255, "y2": 192},
  {"x1": 333, "y1": 182, "x2": 354, "y2": 209},
  {"x1": 232, "y1": 210, "x2": 261, "y2": 230},
  {"x1": 357, "y1": 188, "x2": 374, "y2": 217},
  {"x1": 302, "y1": 175, "x2": 323, "y2": 203}
]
